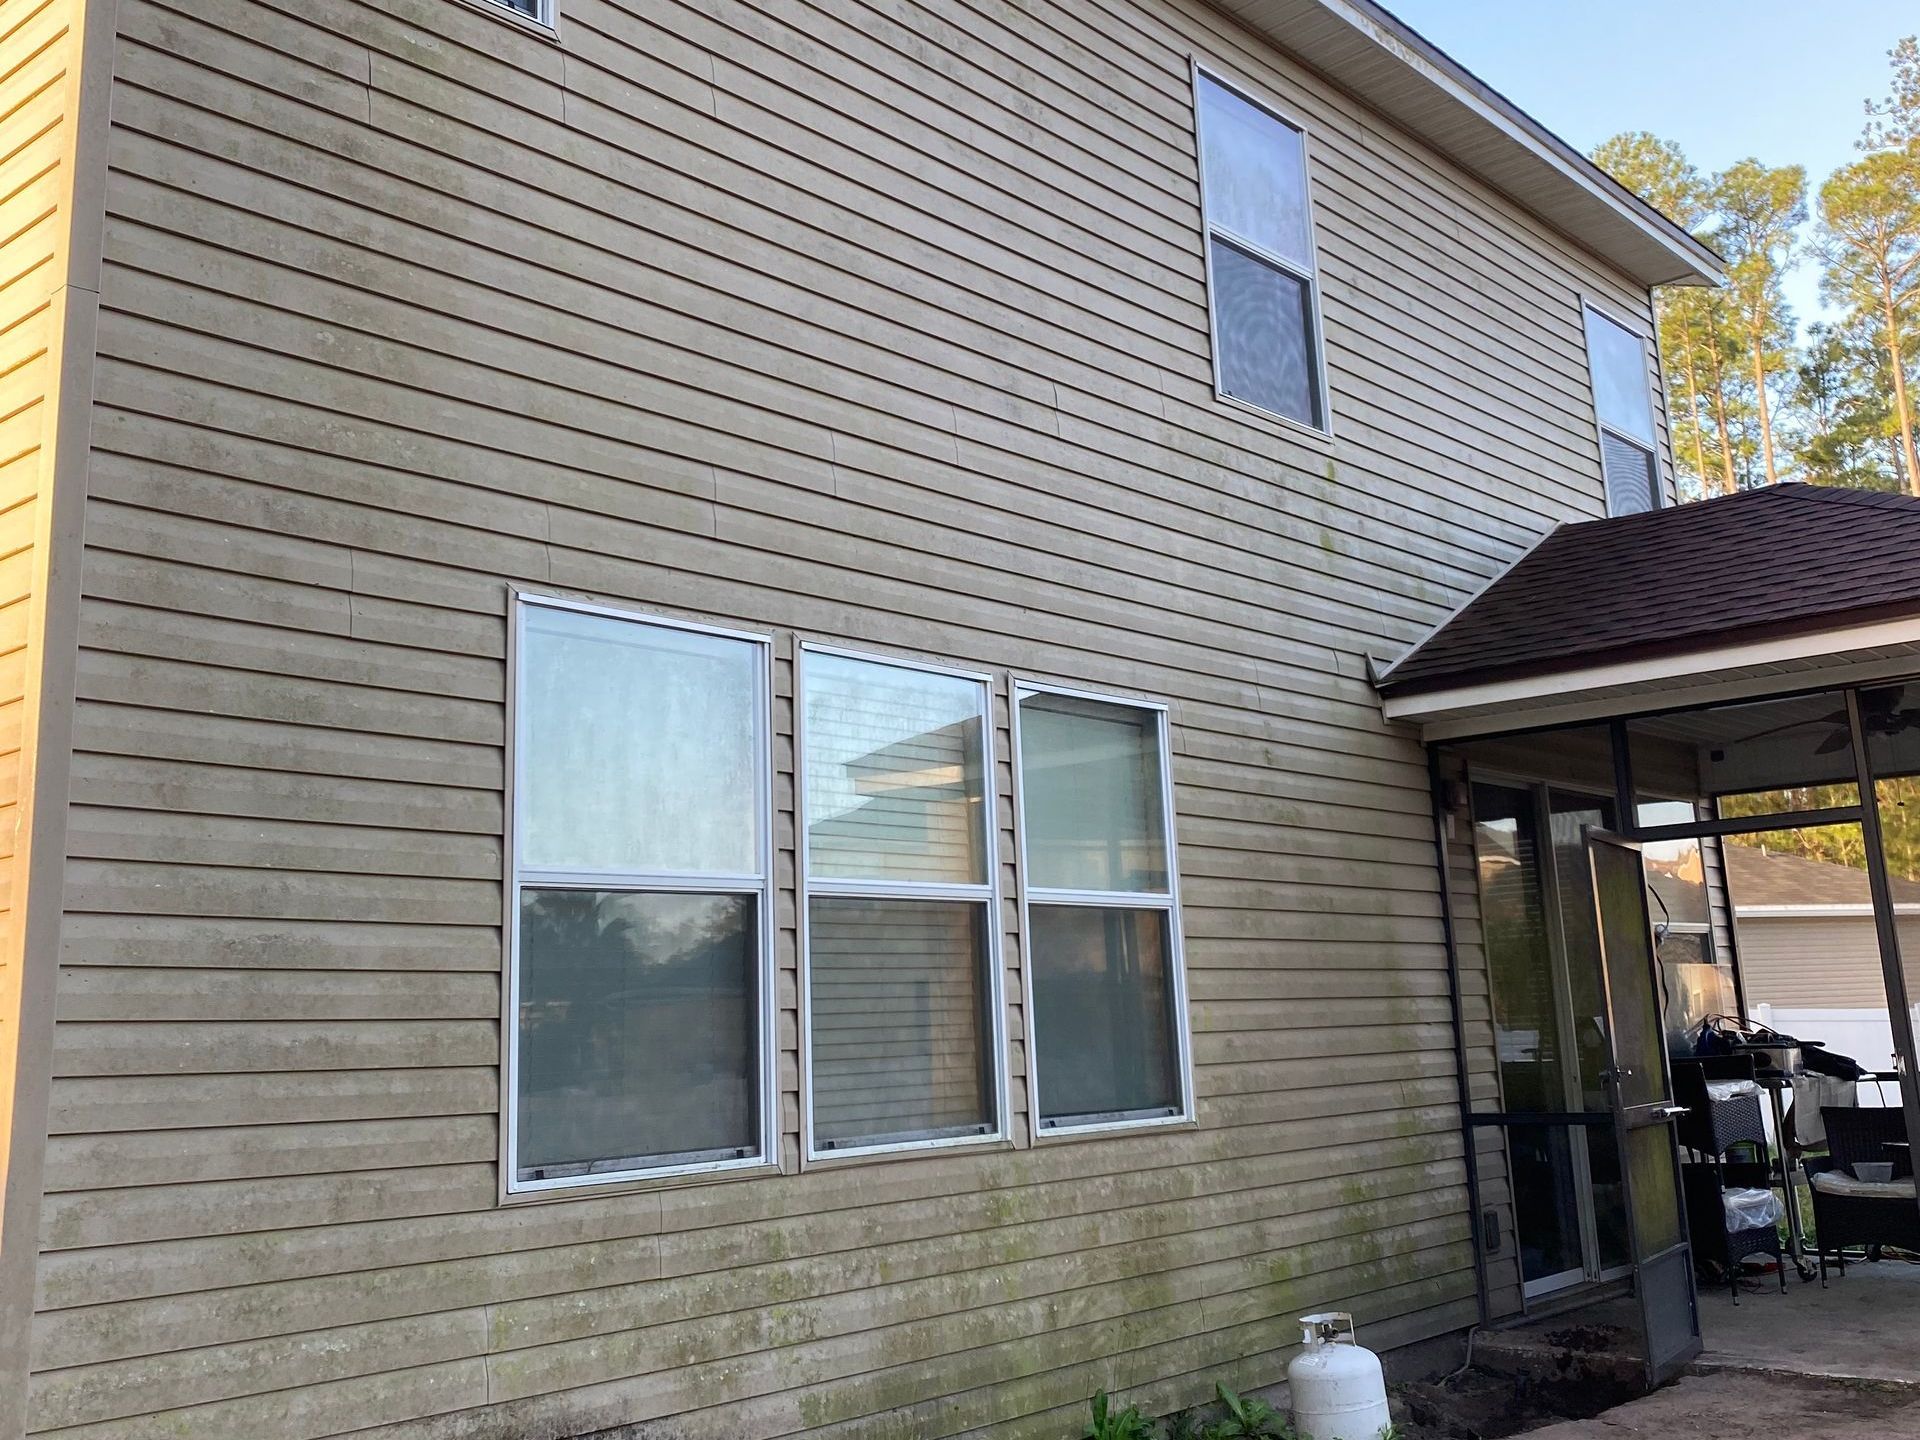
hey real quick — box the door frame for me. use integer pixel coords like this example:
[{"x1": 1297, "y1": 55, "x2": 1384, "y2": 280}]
[{"x1": 1588, "y1": 828, "x2": 1704, "y2": 1387}]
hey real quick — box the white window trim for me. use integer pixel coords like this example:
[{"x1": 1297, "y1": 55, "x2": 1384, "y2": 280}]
[
  {"x1": 500, "y1": 589, "x2": 778, "y2": 1199},
  {"x1": 1191, "y1": 58, "x2": 1336, "y2": 442},
  {"x1": 1581, "y1": 297, "x2": 1665, "y2": 516},
  {"x1": 455, "y1": 0, "x2": 559, "y2": 37},
  {"x1": 1011, "y1": 680, "x2": 1196, "y2": 1139},
  {"x1": 796, "y1": 641, "x2": 1011, "y2": 1164}
]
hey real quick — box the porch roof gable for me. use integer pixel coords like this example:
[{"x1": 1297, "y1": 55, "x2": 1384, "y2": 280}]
[{"x1": 1377, "y1": 485, "x2": 1920, "y2": 725}]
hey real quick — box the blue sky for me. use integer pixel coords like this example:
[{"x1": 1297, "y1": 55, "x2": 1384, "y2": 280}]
[{"x1": 1386, "y1": 0, "x2": 1913, "y2": 327}]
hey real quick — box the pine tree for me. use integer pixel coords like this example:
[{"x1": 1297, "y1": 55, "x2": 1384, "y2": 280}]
[{"x1": 1713, "y1": 160, "x2": 1808, "y2": 487}]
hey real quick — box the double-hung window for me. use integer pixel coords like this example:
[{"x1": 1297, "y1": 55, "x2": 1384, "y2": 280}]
[
  {"x1": 800, "y1": 647, "x2": 1003, "y2": 1157},
  {"x1": 1015, "y1": 685, "x2": 1192, "y2": 1133},
  {"x1": 506, "y1": 596, "x2": 772, "y2": 1192},
  {"x1": 1194, "y1": 68, "x2": 1330, "y2": 432},
  {"x1": 1583, "y1": 305, "x2": 1662, "y2": 515}
]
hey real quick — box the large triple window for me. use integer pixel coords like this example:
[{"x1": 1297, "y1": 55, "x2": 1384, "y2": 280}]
[
  {"x1": 506, "y1": 595, "x2": 1192, "y2": 1191},
  {"x1": 1016, "y1": 686, "x2": 1192, "y2": 1132},
  {"x1": 1194, "y1": 68, "x2": 1330, "y2": 432},
  {"x1": 800, "y1": 647, "x2": 1003, "y2": 1157},
  {"x1": 1583, "y1": 305, "x2": 1662, "y2": 516},
  {"x1": 506, "y1": 597, "x2": 773, "y2": 1193}
]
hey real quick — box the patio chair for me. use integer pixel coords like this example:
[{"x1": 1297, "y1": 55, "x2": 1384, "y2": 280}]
[{"x1": 1806, "y1": 1106, "x2": 1920, "y2": 1286}]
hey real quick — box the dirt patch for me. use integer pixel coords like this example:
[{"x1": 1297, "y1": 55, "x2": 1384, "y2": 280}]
[{"x1": 1392, "y1": 1348, "x2": 1644, "y2": 1440}]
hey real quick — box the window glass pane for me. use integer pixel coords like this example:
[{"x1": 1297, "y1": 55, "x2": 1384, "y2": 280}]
[
  {"x1": 804, "y1": 653, "x2": 987, "y2": 884},
  {"x1": 1197, "y1": 73, "x2": 1313, "y2": 272},
  {"x1": 516, "y1": 889, "x2": 757, "y2": 1181},
  {"x1": 1030, "y1": 906, "x2": 1179, "y2": 1125},
  {"x1": 1584, "y1": 308, "x2": 1656, "y2": 445},
  {"x1": 1601, "y1": 430, "x2": 1658, "y2": 516},
  {"x1": 1547, "y1": 788, "x2": 1616, "y2": 1112},
  {"x1": 1634, "y1": 803, "x2": 1711, "y2": 929},
  {"x1": 1473, "y1": 782, "x2": 1567, "y2": 1113},
  {"x1": 519, "y1": 606, "x2": 760, "y2": 875},
  {"x1": 808, "y1": 897, "x2": 995, "y2": 1148},
  {"x1": 1507, "y1": 1124, "x2": 1585, "y2": 1284},
  {"x1": 1212, "y1": 238, "x2": 1319, "y2": 427},
  {"x1": 1019, "y1": 693, "x2": 1167, "y2": 893}
]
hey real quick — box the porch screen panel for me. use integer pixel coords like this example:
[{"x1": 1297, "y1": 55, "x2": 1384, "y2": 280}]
[
  {"x1": 1018, "y1": 688, "x2": 1190, "y2": 1130},
  {"x1": 508, "y1": 599, "x2": 770, "y2": 1191},
  {"x1": 802, "y1": 650, "x2": 999, "y2": 1154}
]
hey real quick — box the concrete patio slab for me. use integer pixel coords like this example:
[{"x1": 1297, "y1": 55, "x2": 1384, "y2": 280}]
[
  {"x1": 1694, "y1": 1259, "x2": 1920, "y2": 1384},
  {"x1": 1520, "y1": 1371, "x2": 1920, "y2": 1439}
]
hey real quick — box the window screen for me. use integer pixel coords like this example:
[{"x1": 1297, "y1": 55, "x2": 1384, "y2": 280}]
[
  {"x1": 1017, "y1": 688, "x2": 1190, "y2": 1130},
  {"x1": 509, "y1": 599, "x2": 770, "y2": 1190},
  {"x1": 1195, "y1": 72, "x2": 1327, "y2": 430},
  {"x1": 1584, "y1": 307, "x2": 1661, "y2": 514},
  {"x1": 802, "y1": 650, "x2": 999, "y2": 1153}
]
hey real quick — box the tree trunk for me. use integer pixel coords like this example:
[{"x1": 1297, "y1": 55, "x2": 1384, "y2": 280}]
[
  {"x1": 1705, "y1": 337, "x2": 1740, "y2": 493},
  {"x1": 1750, "y1": 326, "x2": 1780, "y2": 485},
  {"x1": 1882, "y1": 269, "x2": 1920, "y2": 497},
  {"x1": 1676, "y1": 307, "x2": 1712, "y2": 493}
]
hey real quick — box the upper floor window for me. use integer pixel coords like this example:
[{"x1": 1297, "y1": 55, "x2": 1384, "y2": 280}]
[
  {"x1": 480, "y1": 0, "x2": 551, "y2": 22},
  {"x1": 800, "y1": 647, "x2": 1004, "y2": 1158},
  {"x1": 506, "y1": 597, "x2": 773, "y2": 1193},
  {"x1": 1194, "y1": 69, "x2": 1330, "y2": 433},
  {"x1": 1015, "y1": 686, "x2": 1193, "y2": 1134},
  {"x1": 1583, "y1": 305, "x2": 1661, "y2": 515}
]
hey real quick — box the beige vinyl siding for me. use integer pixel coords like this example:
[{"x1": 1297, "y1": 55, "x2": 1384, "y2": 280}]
[
  {"x1": 1, "y1": 0, "x2": 99, "y2": 1428},
  {"x1": 1738, "y1": 915, "x2": 1889, "y2": 1012},
  {"x1": 23, "y1": 0, "x2": 1668, "y2": 1434}
]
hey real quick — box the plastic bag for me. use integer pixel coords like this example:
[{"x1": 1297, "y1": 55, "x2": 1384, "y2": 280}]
[
  {"x1": 1705, "y1": 1079, "x2": 1759, "y2": 1101},
  {"x1": 1722, "y1": 1187, "x2": 1783, "y2": 1233}
]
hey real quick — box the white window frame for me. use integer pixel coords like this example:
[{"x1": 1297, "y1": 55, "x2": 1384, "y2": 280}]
[
  {"x1": 1191, "y1": 59, "x2": 1336, "y2": 440},
  {"x1": 796, "y1": 642, "x2": 1010, "y2": 1163},
  {"x1": 501, "y1": 590, "x2": 778, "y2": 1199},
  {"x1": 1581, "y1": 298, "x2": 1665, "y2": 516},
  {"x1": 1011, "y1": 680, "x2": 1196, "y2": 1138},
  {"x1": 459, "y1": 0, "x2": 557, "y2": 35}
]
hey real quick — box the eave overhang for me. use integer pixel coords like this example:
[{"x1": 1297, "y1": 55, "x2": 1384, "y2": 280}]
[{"x1": 1209, "y1": 0, "x2": 1725, "y2": 288}]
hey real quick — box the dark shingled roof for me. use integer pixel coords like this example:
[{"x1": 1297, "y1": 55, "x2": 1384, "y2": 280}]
[
  {"x1": 1724, "y1": 841, "x2": 1920, "y2": 909},
  {"x1": 1378, "y1": 484, "x2": 1920, "y2": 697}
]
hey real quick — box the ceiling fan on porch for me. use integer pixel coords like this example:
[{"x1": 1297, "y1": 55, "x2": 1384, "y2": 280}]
[{"x1": 1728, "y1": 691, "x2": 1920, "y2": 756}]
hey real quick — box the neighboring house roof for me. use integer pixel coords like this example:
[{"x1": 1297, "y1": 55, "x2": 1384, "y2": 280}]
[
  {"x1": 1210, "y1": 0, "x2": 1724, "y2": 287},
  {"x1": 1724, "y1": 841, "x2": 1920, "y2": 912},
  {"x1": 1376, "y1": 485, "x2": 1920, "y2": 700}
]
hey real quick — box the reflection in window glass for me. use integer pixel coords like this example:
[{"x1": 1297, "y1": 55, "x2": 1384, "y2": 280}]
[
  {"x1": 804, "y1": 652, "x2": 986, "y2": 885},
  {"x1": 807, "y1": 897, "x2": 995, "y2": 1149},
  {"x1": 1018, "y1": 692, "x2": 1168, "y2": 893},
  {"x1": 1018, "y1": 687, "x2": 1188, "y2": 1130},
  {"x1": 1548, "y1": 789, "x2": 1615, "y2": 1111},
  {"x1": 516, "y1": 890, "x2": 757, "y2": 1183},
  {"x1": 1194, "y1": 71, "x2": 1327, "y2": 430},
  {"x1": 520, "y1": 606, "x2": 761, "y2": 874},
  {"x1": 1196, "y1": 72, "x2": 1313, "y2": 270},
  {"x1": 1473, "y1": 782, "x2": 1566, "y2": 1114},
  {"x1": 510, "y1": 600, "x2": 769, "y2": 1189},
  {"x1": 1584, "y1": 307, "x2": 1656, "y2": 445},
  {"x1": 1030, "y1": 907, "x2": 1179, "y2": 1126},
  {"x1": 801, "y1": 651, "x2": 998, "y2": 1155}
]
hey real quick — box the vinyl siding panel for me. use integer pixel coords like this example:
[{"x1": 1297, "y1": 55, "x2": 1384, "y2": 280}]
[
  {"x1": 24, "y1": 0, "x2": 1666, "y2": 1433},
  {"x1": 1738, "y1": 915, "x2": 1888, "y2": 1012}
]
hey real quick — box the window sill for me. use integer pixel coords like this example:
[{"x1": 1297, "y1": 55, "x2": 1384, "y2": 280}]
[
  {"x1": 448, "y1": 0, "x2": 560, "y2": 42},
  {"x1": 1031, "y1": 1113, "x2": 1199, "y2": 1145},
  {"x1": 498, "y1": 1158, "x2": 781, "y2": 1205},
  {"x1": 1214, "y1": 389, "x2": 1336, "y2": 447},
  {"x1": 801, "y1": 1132, "x2": 1015, "y2": 1171}
]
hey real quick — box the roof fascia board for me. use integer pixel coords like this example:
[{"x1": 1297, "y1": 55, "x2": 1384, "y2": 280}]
[
  {"x1": 1390, "y1": 616, "x2": 1920, "y2": 741},
  {"x1": 1211, "y1": 0, "x2": 1725, "y2": 287}
]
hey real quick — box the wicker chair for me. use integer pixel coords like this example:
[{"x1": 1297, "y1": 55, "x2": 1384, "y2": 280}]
[{"x1": 1806, "y1": 1106, "x2": 1920, "y2": 1286}]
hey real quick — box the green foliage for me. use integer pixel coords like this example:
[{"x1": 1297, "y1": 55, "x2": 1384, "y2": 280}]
[
  {"x1": 1198, "y1": 1383, "x2": 1301, "y2": 1440},
  {"x1": 1085, "y1": 1392, "x2": 1159, "y2": 1440},
  {"x1": 1591, "y1": 32, "x2": 1920, "y2": 500}
]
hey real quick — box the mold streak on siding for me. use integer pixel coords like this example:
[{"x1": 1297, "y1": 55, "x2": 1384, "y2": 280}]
[{"x1": 24, "y1": 0, "x2": 1666, "y2": 1433}]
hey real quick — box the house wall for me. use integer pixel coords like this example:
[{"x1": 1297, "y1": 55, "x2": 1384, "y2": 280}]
[
  {"x1": 1739, "y1": 915, "x2": 1889, "y2": 1012},
  {"x1": 0, "y1": 1, "x2": 103, "y2": 1431},
  {"x1": 21, "y1": 0, "x2": 1672, "y2": 1434}
]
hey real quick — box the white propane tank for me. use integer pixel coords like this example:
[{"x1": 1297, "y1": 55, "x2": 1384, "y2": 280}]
[{"x1": 1287, "y1": 1312, "x2": 1393, "y2": 1440}]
